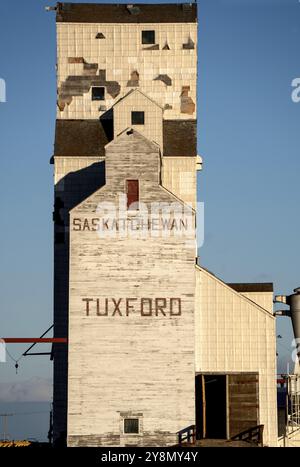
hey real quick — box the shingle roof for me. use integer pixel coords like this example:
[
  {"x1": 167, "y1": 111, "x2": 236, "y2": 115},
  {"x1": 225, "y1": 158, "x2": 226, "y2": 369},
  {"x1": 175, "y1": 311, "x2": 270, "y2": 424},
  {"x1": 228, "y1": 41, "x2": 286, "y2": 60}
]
[
  {"x1": 54, "y1": 119, "x2": 197, "y2": 157},
  {"x1": 56, "y1": 3, "x2": 197, "y2": 24},
  {"x1": 54, "y1": 119, "x2": 112, "y2": 157},
  {"x1": 228, "y1": 283, "x2": 274, "y2": 293},
  {"x1": 163, "y1": 120, "x2": 197, "y2": 157}
]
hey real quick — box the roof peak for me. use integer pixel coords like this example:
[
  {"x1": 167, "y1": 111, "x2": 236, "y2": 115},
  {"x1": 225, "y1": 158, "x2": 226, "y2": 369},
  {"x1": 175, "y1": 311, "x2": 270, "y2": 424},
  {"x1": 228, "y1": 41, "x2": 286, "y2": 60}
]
[
  {"x1": 105, "y1": 127, "x2": 160, "y2": 151},
  {"x1": 113, "y1": 88, "x2": 163, "y2": 110}
]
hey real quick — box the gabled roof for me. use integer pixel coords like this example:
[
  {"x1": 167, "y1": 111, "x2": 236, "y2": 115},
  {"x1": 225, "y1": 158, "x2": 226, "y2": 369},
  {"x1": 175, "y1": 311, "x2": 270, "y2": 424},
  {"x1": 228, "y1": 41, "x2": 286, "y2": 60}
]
[
  {"x1": 70, "y1": 127, "x2": 192, "y2": 213},
  {"x1": 196, "y1": 265, "x2": 274, "y2": 318},
  {"x1": 105, "y1": 127, "x2": 160, "y2": 152},
  {"x1": 113, "y1": 88, "x2": 163, "y2": 110},
  {"x1": 228, "y1": 283, "x2": 274, "y2": 293},
  {"x1": 53, "y1": 119, "x2": 197, "y2": 157},
  {"x1": 54, "y1": 119, "x2": 111, "y2": 157},
  {"x1": 163, "y1": 120, "x2": 197, "y2": 156},
  {"x1": 56, "y1": 3, "x2": 197, "y2": 24}
]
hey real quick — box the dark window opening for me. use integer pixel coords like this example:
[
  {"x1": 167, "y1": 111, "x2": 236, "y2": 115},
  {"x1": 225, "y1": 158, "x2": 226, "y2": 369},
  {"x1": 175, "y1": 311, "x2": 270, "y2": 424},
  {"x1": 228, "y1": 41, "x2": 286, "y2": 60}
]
[
  {"x1": 142, "y1": 30, "x2": 155, "y2": 45},
  {"x1": 131, "y1": 111, "x2": 144, "y2": 125},
  {"x1": 124, "y1": 418, "x2": 139, "y2": 434},
  {"x1": 126, "y1": 180, "x2": 139, "y2": 210},
  {"x1": 195, "y1": 374, "x2": 227, "y2": 440},
  {"x1": 92, "y1": 87, "x2": 105, "y2": 101}
]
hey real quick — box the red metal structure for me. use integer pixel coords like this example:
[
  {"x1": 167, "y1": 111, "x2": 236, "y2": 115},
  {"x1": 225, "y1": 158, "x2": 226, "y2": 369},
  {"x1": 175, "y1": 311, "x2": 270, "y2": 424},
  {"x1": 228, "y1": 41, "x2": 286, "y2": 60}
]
[
  {"x1": 2, "y1": 338, "x2": 67, "y2": 343},
  {"x1": 1, "y1": 326, "x2": 67, "y2": 359}
]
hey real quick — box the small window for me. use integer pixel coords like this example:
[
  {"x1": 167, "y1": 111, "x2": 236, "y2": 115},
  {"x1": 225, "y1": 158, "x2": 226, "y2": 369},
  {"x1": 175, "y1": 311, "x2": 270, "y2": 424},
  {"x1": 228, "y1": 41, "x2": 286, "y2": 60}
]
[
  {"x1": 131, "y1": 111, "x2": 144, "y2": 125},
  {"x1": 92, "y1": 87, "x2": 105, "y2": 101},
  {"x1": 142, "y1": 30, "x2": 155, "y2": 45},
  {"x1": 126, "y1": 180, "x2": 139, "y2": 210},
  {"x1": 124, "y1": 418, "x2": 139, "y2": 434}
]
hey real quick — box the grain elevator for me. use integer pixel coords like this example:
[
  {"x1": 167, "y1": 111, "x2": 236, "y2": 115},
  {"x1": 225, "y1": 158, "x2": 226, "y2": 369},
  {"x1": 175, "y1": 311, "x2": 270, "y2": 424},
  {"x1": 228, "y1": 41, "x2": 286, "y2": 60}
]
[{"x1": 51, "y1": 2, "x2": 278, "y2": 447}]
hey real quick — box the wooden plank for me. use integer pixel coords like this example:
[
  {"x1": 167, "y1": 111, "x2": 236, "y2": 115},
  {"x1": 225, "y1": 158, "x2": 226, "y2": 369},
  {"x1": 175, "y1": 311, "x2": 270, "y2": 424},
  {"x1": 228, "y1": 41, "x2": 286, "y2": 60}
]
[{"x1": 228, "y1": 373, "x2": 259, "y2": 438}]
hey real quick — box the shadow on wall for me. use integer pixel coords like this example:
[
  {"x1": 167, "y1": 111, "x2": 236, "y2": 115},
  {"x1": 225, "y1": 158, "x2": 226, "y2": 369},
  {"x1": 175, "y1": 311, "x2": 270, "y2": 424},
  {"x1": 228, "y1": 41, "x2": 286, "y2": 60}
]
[
  {"x1": 62, "y1": 161, "x2": 105, "y2": 209},
  {"x1": 53, "y1": 161, "x2": 106, "y2": 445}
]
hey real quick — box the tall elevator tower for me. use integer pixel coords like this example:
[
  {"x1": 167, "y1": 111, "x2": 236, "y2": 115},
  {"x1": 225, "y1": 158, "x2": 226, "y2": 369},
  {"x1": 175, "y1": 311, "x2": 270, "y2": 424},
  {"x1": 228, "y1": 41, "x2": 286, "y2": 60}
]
[{"x1": 52, "y1": 3, "x2": 198, "y2": 446}]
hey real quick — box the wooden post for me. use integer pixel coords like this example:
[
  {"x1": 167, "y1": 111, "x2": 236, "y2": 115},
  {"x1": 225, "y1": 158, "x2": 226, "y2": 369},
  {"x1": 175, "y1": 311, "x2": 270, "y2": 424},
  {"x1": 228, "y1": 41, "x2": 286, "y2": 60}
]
[
  {"x1": 202, "y1": 375, "x2": 206, "y2": 438},
  {"x1": 226, "y1": 374, "x2": 230, "y2": 439}
]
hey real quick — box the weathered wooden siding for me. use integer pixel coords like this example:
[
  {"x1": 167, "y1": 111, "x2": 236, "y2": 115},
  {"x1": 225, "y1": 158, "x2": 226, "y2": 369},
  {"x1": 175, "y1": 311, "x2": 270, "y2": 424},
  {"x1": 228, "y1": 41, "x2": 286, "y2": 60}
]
[
  {"x1": 228, "y1": 373, "x2": 259, "y2": 437},
  {"x1": 67, "y1": 129, "x2": 196, "y2": 446},
  {"x1": 195, "y1": 266, "x2": 278, "y2": 446},
  {"x1": 53, "y1": 155, "x2": 105, "y2": 442}
]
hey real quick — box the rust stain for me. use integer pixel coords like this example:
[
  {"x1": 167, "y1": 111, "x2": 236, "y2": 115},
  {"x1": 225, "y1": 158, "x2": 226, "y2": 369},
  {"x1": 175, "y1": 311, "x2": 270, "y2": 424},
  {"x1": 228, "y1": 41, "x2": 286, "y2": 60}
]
[
  {"x1": 180, "y1": 86, "x2": 195, "y2": 114},
  {"x1": 183, "y1": 37, "x2": 195, "y2": 50},
  {"x1": 127, "y1": 70, "x2": 139, "y2": 87}
]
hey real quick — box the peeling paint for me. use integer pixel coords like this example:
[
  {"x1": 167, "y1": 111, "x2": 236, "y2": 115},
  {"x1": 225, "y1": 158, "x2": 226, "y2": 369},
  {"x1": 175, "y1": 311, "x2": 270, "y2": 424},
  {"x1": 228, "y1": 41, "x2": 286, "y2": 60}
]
[
  {"x1": 83, "y1": 63, "x2": 98, "y2": 76},
  {"x1": 99, "y1": 70, "x2": 106, "y2": 81},
  {"x1": 58, "y1": 65, "x2": 121, "y2": 110},
  {"x1": 154, "y1": 74, "x2": 172, "y2": 86},
  {"x1": 127, "y1": 70, "x2": 139, "y2": 87},
  {"x1": 126, "y1": 5, "x2": 141, "y2": 15},
  {"x1": 180, "y1": 86, "x2": 195, "y2": 114},
  {"x1": 57, "y1": 94, "x2": 72, "y2": 111},
  {"x1": 142, "y1": 44, "x2": 159, "y2": 50},
  {"x1": 67, "y1": 58, "x2": 99, "y2": 76},
  {"x1": 68, "y1": 57, "x2": 85, "y2": 64},
  {"x1": 183, "y1": 37, "x2": 195, "y2": 50}
]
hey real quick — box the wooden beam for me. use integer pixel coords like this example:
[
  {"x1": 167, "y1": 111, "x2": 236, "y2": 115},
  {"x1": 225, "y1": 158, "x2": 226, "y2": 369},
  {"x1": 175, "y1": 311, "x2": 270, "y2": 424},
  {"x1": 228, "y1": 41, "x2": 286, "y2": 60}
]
[{"x1": 202, "y1": 375, "x2": 206, "y2": 439}]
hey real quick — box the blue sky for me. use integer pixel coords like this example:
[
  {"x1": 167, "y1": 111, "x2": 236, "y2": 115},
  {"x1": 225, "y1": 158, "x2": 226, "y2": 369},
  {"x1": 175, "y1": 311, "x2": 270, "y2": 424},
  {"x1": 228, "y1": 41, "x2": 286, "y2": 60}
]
[{"x1": 0, "y1": 0, "x2": 299, "y2": 438}]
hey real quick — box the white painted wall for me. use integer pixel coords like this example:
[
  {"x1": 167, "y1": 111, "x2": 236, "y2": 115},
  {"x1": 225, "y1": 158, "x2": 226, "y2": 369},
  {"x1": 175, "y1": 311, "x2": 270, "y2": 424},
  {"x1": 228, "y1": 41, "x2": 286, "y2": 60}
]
[{"x1": 67, "y1": 130, "x2": 196, "y2": 446}]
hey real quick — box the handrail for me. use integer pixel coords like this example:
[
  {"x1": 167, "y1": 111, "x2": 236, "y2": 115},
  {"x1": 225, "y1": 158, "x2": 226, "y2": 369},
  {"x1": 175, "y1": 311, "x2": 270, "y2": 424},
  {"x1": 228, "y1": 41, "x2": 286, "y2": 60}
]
[
  {"x1": 177, "y1": 424, "x2": 196, "y2": 445},
  {"x1": 231, "y1": 424, "x2": 264, "y2": 446}
]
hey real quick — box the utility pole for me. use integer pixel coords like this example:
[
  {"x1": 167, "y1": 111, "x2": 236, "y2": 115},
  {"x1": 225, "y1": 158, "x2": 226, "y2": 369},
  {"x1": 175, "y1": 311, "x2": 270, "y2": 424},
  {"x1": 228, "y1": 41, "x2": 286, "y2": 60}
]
[{"x1": 0, "y1": 413, "x2": 13, "y2": 441}]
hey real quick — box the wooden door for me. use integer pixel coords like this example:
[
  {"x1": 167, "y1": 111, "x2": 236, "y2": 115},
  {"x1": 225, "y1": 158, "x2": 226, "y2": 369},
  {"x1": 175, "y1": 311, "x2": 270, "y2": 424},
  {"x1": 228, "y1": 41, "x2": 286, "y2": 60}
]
[
  {"x1": 228, "y1": 373, "x2": 259, "y2": 438},
  {"x1": 126, "y1": 180, "x2": 139, "y2": 209}
]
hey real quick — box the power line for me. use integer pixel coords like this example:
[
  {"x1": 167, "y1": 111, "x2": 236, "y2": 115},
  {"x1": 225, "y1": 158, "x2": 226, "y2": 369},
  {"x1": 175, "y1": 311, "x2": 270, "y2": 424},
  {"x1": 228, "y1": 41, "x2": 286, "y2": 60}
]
[
  {"x1": 5, "y1": 347, "x2": 24, "y2": 374},
  {"x1": 9, "y1": 411, "x2": 50, "y2": 416}
]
